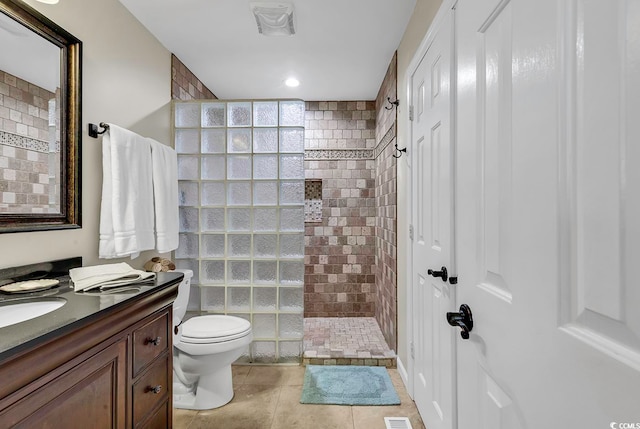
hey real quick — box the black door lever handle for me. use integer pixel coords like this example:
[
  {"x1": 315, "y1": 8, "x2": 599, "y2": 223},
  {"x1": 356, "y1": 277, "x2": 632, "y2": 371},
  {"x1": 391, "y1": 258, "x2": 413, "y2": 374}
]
[
  {"x1": 428, "y1": 266, "x2": 448, "y2": 282},
  {"x1": 446, "y1": 304, "x2": 474, "y2": 339}
]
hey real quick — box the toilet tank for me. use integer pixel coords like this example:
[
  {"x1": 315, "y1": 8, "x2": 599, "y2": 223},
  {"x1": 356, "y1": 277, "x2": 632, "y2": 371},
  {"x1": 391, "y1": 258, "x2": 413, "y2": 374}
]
[{"x1": 172, "y1": 269, "x2": 193, "y2": 328}]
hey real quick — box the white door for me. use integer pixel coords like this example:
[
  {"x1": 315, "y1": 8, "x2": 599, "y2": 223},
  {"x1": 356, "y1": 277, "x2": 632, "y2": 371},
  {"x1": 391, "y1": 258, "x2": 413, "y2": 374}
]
[
  {"x1": 455, "y1": 0, "x2": 640, "y2": 426},
  {"x1": 410, "y1": 9, "x2": 456, "y2": 429}
]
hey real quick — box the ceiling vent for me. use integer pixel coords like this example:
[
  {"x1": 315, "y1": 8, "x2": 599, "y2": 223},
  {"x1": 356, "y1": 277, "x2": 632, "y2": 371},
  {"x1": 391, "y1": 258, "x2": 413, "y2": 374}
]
[{"x1": 250, "y1": 2, "x2": 295, "y2": 36}]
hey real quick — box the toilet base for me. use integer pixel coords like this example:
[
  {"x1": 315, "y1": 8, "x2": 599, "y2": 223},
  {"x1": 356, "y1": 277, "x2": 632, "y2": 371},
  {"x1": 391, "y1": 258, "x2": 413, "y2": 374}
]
[{"x1": 173, "y1": 364, "x2": 234, "y2": 410}]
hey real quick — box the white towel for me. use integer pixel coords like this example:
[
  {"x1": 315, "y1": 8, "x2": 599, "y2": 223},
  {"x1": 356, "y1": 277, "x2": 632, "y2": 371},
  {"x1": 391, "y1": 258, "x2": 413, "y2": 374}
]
[
  {"x1": 149, "y1": 139, "x2": 179, "y2": 253},
  {"x1": 70, "y1": 262, "x2": 155, "y2": 291},
  {"x1": 99, "y1": 124, "x2": 155, "y2": 259}
]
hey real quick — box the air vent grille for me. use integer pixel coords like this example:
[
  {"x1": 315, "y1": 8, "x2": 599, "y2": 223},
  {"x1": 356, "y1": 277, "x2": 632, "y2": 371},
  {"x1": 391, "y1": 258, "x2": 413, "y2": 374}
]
[{"x1": 384, "y1": 417, "x2": 413, "y2": 429}]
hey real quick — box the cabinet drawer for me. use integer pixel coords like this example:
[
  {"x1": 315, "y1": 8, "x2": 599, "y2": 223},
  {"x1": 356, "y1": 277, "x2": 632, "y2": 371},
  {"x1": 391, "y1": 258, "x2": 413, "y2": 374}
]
[
  {"x1": 133, "y1": 312, "x2": 169, "y2": 376},
  {"x1": 138, "y1": 400, "x2": 170, "y2": 429},
  {"x1": 132, "y1": 355, "x2": 169, "y2": 426}
]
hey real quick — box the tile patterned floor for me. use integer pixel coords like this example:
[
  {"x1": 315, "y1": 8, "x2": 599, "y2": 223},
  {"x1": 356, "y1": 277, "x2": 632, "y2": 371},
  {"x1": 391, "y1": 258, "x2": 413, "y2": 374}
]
[
  {"x1": 303, "y1": 317, "x2": 396, "y2": 366},
  {"x1": 173, "y1": 365, "x2": 425, "y2": 429}
]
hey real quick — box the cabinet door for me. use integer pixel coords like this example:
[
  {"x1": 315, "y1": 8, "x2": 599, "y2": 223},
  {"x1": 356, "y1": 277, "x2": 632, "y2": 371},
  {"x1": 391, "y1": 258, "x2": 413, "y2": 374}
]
[{"x1": 0, "y1": 339, "x2": 127, "y2": 429}]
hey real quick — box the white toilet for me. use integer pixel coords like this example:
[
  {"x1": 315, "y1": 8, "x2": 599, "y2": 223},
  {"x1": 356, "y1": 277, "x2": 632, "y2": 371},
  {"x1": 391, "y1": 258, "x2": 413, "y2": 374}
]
[{"x1": 172, "y1": 270, "x2": 253, "y2": 410}]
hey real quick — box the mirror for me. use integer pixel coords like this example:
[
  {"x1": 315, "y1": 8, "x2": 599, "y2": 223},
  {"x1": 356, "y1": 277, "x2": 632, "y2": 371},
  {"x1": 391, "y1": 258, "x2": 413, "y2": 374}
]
[{"x1": 0, "y1": 0, "x2": 81, "y2": 233}]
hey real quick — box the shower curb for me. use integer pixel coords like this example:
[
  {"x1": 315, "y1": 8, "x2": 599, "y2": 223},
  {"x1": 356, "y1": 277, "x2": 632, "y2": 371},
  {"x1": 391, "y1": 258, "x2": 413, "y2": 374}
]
[{"x1": 302, "y1": 357, "x2": 396, "y2": 368}]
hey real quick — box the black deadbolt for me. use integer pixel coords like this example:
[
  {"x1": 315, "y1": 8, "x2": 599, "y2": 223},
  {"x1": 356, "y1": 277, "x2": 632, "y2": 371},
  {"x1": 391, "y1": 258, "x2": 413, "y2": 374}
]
[{"x1": 427, "y1": 266, "x2": 448, "y2": 282}]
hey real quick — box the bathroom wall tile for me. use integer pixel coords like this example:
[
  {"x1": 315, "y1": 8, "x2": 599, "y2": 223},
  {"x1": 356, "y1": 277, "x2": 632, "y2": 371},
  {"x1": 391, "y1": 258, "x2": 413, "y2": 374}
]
[
  {"x1": 373, "y1": 52, "x2": 398, "y2": 351},
  {"x1": 0, "y1": 69, "x2": 58, "y2": 214},
  {"x1": 303, "y1": 99, "x2": 377, "y2": 318},
  {"x1": 171, "y1": 54, "x2": 217, "y2": 100},
  {"x1": 302, "y1": 53, "x2": 398, "y2": 347}
]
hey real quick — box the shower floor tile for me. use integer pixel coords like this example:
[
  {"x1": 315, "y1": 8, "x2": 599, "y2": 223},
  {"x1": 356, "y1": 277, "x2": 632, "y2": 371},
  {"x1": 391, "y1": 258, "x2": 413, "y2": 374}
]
[{"x1": 303, "y1": 317, "x2": 396, "y2": 367}]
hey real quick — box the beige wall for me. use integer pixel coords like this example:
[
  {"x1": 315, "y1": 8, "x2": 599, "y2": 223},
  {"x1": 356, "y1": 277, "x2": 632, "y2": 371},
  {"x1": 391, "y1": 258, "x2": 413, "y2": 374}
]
[
  {"x1": 395, "y1": 0, "x2": 443, "y2": 367},
  {"x1": 0, "y1": 0, "x2": 171, "y2": 269},
  {"x1": 2, "y1": 0, "x2": 445, "y2": 367}
]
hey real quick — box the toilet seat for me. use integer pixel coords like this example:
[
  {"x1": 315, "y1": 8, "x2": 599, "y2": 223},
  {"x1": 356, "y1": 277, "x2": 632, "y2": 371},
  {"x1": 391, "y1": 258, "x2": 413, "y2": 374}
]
[{"x1": 180, "y1": 315, "x2": 251, "y2": 344}]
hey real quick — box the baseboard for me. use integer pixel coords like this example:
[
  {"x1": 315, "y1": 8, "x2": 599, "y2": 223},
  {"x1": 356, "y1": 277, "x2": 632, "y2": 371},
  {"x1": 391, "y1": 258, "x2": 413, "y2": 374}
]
[{"x1": 396, "y1": 356, "x2": 409, "y2": 389}]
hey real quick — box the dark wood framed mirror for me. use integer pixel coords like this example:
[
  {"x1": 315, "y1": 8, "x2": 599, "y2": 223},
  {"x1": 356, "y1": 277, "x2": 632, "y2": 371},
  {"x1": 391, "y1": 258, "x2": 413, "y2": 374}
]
[{"x1": 0, "y1": 0, "x2": 81, "y2": 233}]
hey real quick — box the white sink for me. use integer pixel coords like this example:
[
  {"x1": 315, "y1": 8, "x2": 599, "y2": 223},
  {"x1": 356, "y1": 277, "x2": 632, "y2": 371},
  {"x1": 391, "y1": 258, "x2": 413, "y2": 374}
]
[{"x1": 0, "y1": 298, "x2": 66, "y2": 329}]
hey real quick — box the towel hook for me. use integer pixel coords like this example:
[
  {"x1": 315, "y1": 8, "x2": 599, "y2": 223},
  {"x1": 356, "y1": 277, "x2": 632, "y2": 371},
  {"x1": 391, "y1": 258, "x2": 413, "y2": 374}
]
[
  {"x1": 393, "y1": 144, "x2": 407, "y2": 159},
  {"x1": 385, "y1": 97, "x2": 399, "y2": 110},
  {"x1": 88, "y1": 122, "x2": 110, "y2": 138}
]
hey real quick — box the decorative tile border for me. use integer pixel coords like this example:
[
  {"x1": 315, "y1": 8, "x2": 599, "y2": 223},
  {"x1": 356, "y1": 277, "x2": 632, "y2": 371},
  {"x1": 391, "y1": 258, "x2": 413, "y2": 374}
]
[
  {"x1": 304, "y1": 149, "x2": 374, "y2": 160},
  {"x1": 0, "y1": 130, "x2": 51, "y2": 153},
  {"x1": 374, "y1": 122, "x2": 396, "y2": 159}
]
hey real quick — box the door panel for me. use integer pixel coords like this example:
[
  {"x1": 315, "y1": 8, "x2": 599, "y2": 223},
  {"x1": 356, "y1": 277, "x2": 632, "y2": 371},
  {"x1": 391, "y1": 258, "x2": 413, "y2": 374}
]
[
  {"x1": 456, "y1": 0, "x2": 640, "y2": 426},
  {"x1": 479, "y1": 371, "x2": 521, "y2": 429},
  {"x1": 411, "y1": 8, "x2": 455, "y2": 429},
  {"x1": 560, "y1": 0, "x2": 640, "y2": 368},
  {"x1": 477, "y1": 1, "x2": 513, "y2": 302}
]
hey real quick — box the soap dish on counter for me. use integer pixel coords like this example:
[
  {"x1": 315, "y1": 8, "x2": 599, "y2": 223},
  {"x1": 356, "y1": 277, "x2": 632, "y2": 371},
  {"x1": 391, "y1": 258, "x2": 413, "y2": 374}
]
[{"x1": 0, "y1": 279, "x2": 60, "y2": 294}]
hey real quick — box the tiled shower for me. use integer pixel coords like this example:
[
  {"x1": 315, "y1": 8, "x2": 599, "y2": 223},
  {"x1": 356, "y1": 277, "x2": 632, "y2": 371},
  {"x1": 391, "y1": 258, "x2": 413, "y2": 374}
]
[
  {"x1": 174, "y1": 100, "x2": 306, "y2": 363},
  {"x1": 302, "y1": 95, "x2": 398, "y2": 366},
  {"x1": 172, "y1": 52, "x2": 399, "y2": 366}
]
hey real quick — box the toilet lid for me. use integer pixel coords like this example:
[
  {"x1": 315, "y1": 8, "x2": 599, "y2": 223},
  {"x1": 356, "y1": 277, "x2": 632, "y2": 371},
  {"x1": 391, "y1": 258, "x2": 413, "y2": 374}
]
[{"x1": 181, "y1": 315, "x2": 251, "y2": 344}]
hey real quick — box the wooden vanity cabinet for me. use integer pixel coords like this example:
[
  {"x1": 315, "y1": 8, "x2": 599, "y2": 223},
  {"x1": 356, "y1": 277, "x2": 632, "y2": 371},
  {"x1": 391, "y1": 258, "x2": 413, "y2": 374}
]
[
  {"x1": 0, "y1": 284, "x2": 178, "y2": 429},
  {"x1": 0, "y1": 337, "x2": 128, "y2": 428},
  {"x1": 131, "y1": 311, "x2": 172, "y2": 428}
]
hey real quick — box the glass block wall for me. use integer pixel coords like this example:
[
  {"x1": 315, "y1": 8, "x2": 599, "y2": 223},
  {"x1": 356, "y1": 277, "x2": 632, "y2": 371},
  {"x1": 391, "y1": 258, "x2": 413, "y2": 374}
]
[{"x1": 173, "y1": 100, "x2": 306, "y2": 363}]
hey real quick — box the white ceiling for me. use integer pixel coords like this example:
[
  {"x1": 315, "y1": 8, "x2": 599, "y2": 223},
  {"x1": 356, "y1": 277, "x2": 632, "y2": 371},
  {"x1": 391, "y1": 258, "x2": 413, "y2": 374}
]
[{"x1": 118, "y1": 0, "x2": 416, "y2": 101}]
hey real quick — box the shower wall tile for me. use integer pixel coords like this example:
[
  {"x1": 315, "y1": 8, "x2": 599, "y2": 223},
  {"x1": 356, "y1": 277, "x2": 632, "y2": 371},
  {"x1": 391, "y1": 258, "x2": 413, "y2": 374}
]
[
  {"x1": 374, "y1": 137, "x2": 397, "y2": 352},
  {"x1": 303, "y1": 101, "x2": 377, "y2": 318},
  {"x1": 0, "y1": 69, "x2": 59, "y2": 214},
  {"x1": 374, "y1": 53, "x2": 398, "y2": 352},
  {"x1": 376, "y1": 52, "x2": 397, "y2": 148},
  {"x1": 171, "y1": 54, "x2": 217, "y2": 101},
  {"x1": 302, "y1": 54, "x2": 398, "y2": 350},
  {"x1": 304, "y1": 101, "x2": 377, "y2": 150}
]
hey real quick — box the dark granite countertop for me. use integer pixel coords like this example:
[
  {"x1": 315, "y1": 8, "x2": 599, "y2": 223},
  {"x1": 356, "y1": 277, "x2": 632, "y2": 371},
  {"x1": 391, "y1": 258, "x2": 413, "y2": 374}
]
[{"x1": 0, "y1": 258, "x2": 183, "y2": 363}]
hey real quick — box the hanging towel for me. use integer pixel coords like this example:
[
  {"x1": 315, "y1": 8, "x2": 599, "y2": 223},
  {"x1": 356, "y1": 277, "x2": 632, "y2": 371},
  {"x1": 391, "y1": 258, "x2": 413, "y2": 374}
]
[
  {"x1": 99, "y1": 124, "x2": 155, "y2": 259},
  {"x1": 149, "y1": 138, "x2": 179, "y2": 253}
]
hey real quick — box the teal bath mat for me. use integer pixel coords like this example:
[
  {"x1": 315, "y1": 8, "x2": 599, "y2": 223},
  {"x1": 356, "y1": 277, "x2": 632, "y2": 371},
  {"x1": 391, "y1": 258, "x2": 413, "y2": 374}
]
[{"x1": 300, "y1": 365, "x2": 401, "y2": 406}]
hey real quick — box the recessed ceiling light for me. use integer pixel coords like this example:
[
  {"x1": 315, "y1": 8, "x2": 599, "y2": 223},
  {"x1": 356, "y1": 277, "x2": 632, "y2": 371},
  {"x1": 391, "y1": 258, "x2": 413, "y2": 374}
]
[
  {"x1": 251, "y1": 2, "x2": 295, "y2": 36},
  {"x1": 285, "y1": 78, "x2": 300, "y2": 87},
  {"x1": 35, "y1": 0, "x2": 60, "y2": 4}
]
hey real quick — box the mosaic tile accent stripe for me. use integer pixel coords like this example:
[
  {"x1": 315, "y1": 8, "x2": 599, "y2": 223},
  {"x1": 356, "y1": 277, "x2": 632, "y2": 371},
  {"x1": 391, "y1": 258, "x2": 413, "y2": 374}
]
[
  {"x1": 0, "y1": 131, "x2": 50, "y2": 153},
  {"x1": 374, "y1": 123, "x2": 396, "y2": 160},
  {"x1": 304, "y1": 149, "x2": 374, "y2": 160}
]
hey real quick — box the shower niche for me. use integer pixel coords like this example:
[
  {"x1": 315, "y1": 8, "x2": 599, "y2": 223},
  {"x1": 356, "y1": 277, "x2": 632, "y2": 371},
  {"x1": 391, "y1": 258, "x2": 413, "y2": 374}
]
[{"x1": 304, "y1": 179, "x2": 323, "y2": 223}]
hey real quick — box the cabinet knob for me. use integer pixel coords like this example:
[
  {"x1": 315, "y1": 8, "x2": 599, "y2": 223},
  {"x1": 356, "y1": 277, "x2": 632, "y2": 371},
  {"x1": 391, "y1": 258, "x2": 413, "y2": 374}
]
[
  {"x1": 145, "y1": 385, "x2": 162, "y2": 394},
  {"x1": 145, "y1": 336, "x2": 161, "y2": 346}
]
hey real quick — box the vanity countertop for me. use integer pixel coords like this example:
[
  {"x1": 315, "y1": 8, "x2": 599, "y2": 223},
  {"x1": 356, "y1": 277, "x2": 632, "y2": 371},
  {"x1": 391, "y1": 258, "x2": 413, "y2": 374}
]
[{"x1": 0, "y1": 270, "x2": 183, "y2": 362}]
